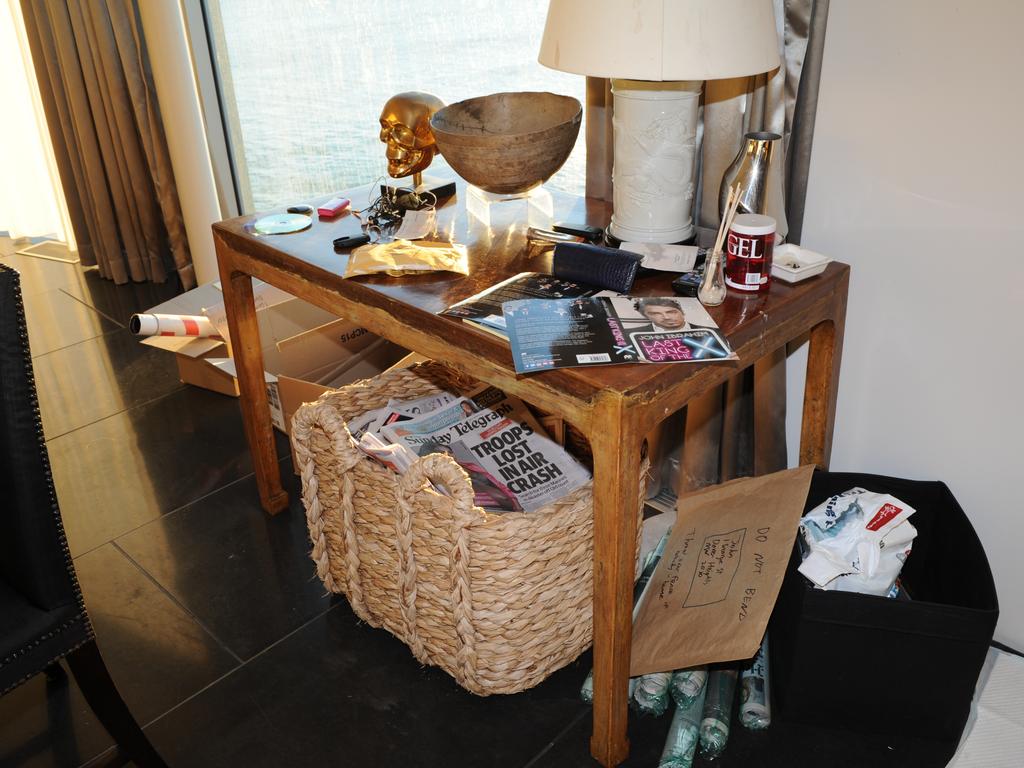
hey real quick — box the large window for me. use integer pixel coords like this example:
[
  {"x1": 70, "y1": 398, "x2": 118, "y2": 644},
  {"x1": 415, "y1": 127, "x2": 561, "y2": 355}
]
[{"x1": 202, "y1": 0, "x2": 584, "y2": 213}]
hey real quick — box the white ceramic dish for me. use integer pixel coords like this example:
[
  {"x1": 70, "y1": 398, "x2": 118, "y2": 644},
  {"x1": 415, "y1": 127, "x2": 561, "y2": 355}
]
[{"x1": 771, "y1": 244, "x2": 831, "y2": 283}]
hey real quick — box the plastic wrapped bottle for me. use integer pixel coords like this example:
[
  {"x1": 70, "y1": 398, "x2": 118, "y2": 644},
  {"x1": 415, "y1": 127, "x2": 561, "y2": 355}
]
[
  {"x1": 670, "y1": 667, "x2": 708, "y2": 708},
  {"x1": 740, "y1": 635, "x2": 771, "y2": 730},
  {"x1": 580, "y1": 668, "x2": 594, "y2": 703},
  {"x1": 581, "y1": 670, "x2": 638, "y2": 704},
  {"x1": 699, "y1": 668, "x2": 738, "y2": 760},
  {"x1": 658, "y1": 685, "x2": 707, "y2": 768},
  {"x1": 633, "y1": 671, "x2": 673, "y2": 716}
]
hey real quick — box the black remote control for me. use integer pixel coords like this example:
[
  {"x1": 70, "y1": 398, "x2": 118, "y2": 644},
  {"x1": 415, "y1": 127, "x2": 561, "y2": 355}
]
[
  {"x1": 333, "y1": 234, "x2": 371, "y2": 250},
  {"x1": 553, "y1": 222, "x2": 604, "y2": 242},
  {"x1": 672, "y1": 267, "x2": 705, "y2": 297}
]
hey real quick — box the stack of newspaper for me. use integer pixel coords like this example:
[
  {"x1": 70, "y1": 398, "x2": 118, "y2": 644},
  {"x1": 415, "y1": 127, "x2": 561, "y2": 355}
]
[{"x1": 348, "y1": 385, "x2": 591, "y2": 513}]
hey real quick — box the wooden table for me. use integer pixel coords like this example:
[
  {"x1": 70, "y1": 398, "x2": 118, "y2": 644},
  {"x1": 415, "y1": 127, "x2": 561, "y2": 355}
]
[{"x1": 213, "y1": 183, "x2": 848, "y2": 767}]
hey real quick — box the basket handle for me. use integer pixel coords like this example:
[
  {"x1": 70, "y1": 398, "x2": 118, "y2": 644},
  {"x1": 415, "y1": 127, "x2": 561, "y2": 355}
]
[
  {"x1": 291, "y1": 399, "x2": 375, "y2": 625},
  {"x1": 396, "y1": 453, "x2": 482, "y2": 690}
]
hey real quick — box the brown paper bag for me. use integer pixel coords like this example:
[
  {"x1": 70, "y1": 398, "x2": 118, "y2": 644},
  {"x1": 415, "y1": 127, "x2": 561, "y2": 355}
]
[{"x1": 630, "y1": 465, "x2": 814, "y2": 676}]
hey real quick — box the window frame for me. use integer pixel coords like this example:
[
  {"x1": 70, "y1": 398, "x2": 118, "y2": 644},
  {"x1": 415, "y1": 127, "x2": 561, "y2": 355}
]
[{"x1": 183, "y1": 0, "x2": 594, "y2": 214}]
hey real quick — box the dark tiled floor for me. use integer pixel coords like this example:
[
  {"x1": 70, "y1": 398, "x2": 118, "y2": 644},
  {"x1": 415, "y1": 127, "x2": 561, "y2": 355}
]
[
  {"x1": 0, "y1": 252, "x2": 961, "y2": 768},
  {"x1": 19, "y1": 288, "x2": 121, "y2": 358},
  {"x1": 72, "y1": 545, "x2": 239, "y2": 725},
  {"x1": 0, "y1": 251, "x2": 83, "y2": 296},
  {"x1": 144, "y1": 605, "x2": 592, "y2": 768},
  {"x1": 32, "y1": 329, "x2": 184, "y2": 439},
  {"x1": 534, "y1": 700, "x2": 958, "y2": 768},
  {"x1": 49, "y1": 385, "x2": 289, "y2": 557},
  {"x1": 116, "y1": 470, "x2": 334, "y2": 661}
]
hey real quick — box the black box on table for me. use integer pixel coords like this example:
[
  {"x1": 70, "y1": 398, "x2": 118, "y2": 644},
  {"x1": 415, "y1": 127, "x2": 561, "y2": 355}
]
[{"x1": 769, "y1": 471, "x2": 998, "y2": 743}]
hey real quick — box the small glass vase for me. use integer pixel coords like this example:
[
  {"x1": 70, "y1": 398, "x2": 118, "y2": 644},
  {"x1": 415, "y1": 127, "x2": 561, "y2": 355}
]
[{"x1": 698, "y1": 250, "x2": 727, "y2": 306}]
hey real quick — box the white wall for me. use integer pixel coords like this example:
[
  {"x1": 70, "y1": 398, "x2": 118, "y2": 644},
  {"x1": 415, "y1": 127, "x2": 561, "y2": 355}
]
[{"x1": 787, "y1": 0, "x2": 1024, "y2": 648}]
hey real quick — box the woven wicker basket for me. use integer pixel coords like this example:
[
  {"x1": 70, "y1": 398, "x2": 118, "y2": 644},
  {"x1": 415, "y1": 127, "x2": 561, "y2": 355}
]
[{"x1": 291, "y1": 361, "x2": 646, "y2": 695}]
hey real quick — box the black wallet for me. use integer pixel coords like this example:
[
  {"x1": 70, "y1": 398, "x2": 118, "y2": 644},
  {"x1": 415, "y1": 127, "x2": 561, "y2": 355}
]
[{"x1": 552, "y1": 242, "x2": 643, "y2": 293}]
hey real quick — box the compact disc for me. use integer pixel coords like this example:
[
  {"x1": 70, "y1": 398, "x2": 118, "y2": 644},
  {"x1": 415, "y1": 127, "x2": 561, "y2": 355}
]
[{"x1": 253, "y1": 213, "x2": 312, "y2": 235}]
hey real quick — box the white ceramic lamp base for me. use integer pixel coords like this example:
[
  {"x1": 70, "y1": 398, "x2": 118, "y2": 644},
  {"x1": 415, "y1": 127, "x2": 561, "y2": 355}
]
[{"x1": 608, "y1": 80, "x2": 701, "y2": 244}]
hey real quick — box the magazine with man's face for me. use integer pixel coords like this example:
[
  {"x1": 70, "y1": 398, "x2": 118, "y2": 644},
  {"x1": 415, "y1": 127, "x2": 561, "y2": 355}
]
[{"x1": 502, "y1": 296, "x2": 737, "y2": 374}]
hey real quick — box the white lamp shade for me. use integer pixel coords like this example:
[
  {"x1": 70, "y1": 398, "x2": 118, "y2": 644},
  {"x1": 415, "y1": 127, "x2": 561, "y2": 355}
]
[{"x1": 539, "y1": 0, "x2": 780, "y2": 81}]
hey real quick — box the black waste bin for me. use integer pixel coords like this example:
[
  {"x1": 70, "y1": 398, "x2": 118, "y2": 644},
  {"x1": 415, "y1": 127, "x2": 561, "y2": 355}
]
[{"x1": 770, "y1": 471, "x2": 998, "y2": 745}]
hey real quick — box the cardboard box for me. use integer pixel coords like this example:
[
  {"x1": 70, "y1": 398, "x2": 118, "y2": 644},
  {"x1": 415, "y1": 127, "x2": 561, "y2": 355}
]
[
  {"x1": 770, "y1": 471, "x2": 999, "y2": 746},
  {"x1": 140, "y1": 281, "x2": 408, "y2": 430},
  {"x1": 277, "y1": 351, "x2": 428, "y2": 431},
  {"x1": 279, "y1": 351, "x2": 428, "y2": 473}
]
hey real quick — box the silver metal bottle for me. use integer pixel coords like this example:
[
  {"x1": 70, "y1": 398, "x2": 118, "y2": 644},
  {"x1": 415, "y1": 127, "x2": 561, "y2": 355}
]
[{"x1": 718, "y1": 132, "x2": 788, "y2": 243}]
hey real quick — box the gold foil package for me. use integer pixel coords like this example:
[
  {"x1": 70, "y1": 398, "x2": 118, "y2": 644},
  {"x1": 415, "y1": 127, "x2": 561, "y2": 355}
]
[{"x1": 344, "y1": 240, "x2": 468, "y2": 278}]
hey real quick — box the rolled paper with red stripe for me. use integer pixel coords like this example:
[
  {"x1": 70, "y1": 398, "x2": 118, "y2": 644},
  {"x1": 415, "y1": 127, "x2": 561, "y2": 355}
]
[{"x1": 129, "y1": 313, "x2": 221, "y2": 339}]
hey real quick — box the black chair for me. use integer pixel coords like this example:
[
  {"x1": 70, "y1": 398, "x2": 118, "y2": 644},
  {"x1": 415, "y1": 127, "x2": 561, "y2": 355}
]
[{"x1": 0, "y1": 263, "x2": 167, "y2": 767}]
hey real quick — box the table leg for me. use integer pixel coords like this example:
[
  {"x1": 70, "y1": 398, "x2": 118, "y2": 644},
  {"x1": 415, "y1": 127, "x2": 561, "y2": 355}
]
[
  {"x1": 588, "y1": 394, "x2": 642, "y2": 767},
  {"x1": 754, "y1": 347, "x2": 789, "y2": 475},
  {"x1": 216, "y1": 247, "x2": 289, "y2": 514},
  {"x1": 799, "y1": 282, "x2": 848, "y2": 469}
]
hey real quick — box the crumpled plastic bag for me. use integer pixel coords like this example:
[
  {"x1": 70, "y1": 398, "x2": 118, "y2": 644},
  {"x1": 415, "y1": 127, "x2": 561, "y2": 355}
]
[
  {"x1": 344, "y1": 239, "x2": 468, "y2": 278},
  {"x1": 798, "y1": 487, "x2": 916, "y2": 596}
]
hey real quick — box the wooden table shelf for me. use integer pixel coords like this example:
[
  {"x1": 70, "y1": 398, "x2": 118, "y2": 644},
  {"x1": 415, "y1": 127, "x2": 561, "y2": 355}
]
[{"x1": 213, "y1": 182, "x2": 847, "y2": 767}]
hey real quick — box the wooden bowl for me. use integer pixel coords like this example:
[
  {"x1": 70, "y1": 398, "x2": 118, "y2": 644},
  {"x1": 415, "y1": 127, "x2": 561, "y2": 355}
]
[{"x1": 430, "y1": 92, "x2": 582, "y2": 195}]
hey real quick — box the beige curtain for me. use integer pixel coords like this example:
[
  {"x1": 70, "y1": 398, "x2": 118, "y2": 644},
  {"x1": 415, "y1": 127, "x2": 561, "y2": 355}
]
[
  {"x1": 19, "y1": 0, "x2": 194, "y2": 289},
  {"x1": 585, "y1": 0, "x2": 830, "y2": 493}
]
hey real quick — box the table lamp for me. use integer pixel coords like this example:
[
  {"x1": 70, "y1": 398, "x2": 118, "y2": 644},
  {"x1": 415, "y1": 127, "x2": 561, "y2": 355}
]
[{"x1": 539, "y1": 0, "x2": 780, "y2": 244}]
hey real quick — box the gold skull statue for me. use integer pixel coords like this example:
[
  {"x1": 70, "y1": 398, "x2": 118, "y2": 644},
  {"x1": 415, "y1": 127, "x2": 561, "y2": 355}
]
[{"x1": 379, "y1": 92, "x2": 445, "y2": 183}]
